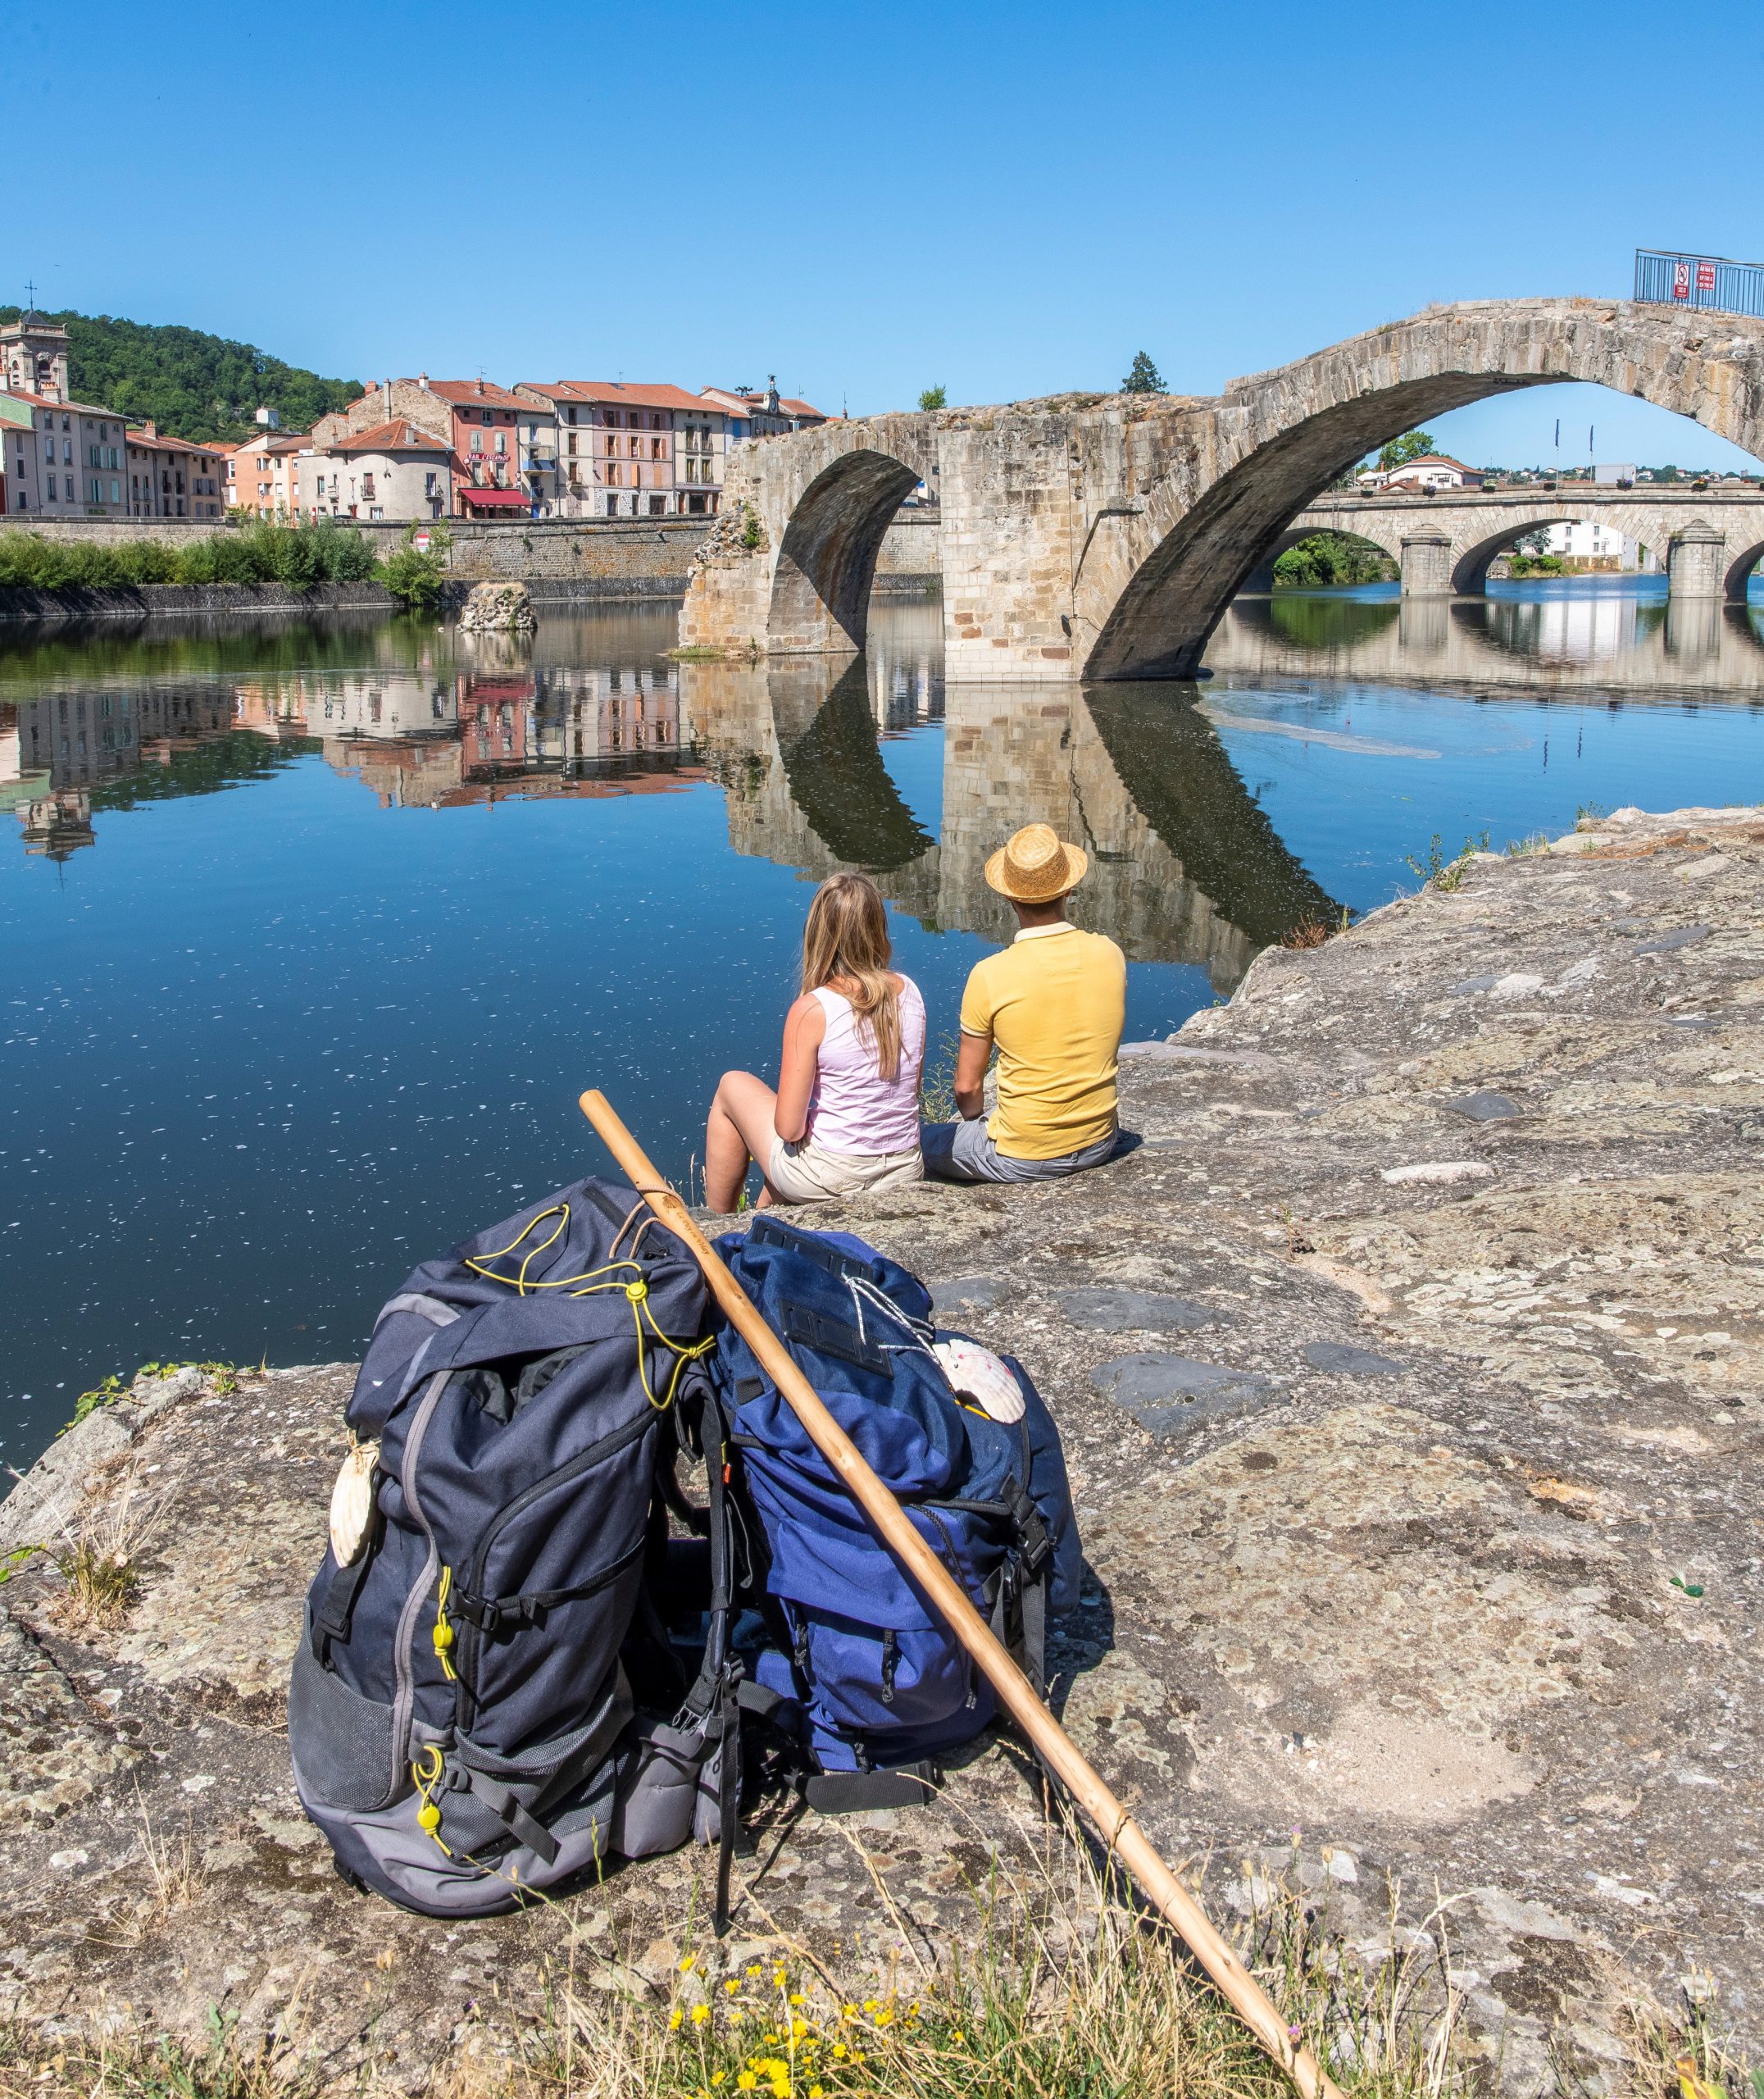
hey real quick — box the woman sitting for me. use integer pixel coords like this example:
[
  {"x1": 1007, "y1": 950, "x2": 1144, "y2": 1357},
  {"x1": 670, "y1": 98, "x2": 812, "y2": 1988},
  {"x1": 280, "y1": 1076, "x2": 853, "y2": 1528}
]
[{"x1": 705, "y1": 872, "x2": 925, "y2": 1210}]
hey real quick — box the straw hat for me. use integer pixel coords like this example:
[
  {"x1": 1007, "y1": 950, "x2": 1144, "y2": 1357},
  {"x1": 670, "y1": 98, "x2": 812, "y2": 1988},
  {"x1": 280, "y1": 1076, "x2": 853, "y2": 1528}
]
[{"x1": 984, "y1": 822, "x2": 1089, "y2": 903}]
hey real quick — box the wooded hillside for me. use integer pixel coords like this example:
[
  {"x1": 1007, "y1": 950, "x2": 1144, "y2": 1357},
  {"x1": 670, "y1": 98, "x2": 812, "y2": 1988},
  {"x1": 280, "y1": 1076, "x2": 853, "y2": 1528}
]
[{"x1": 0, "y1": 307, "x2": 361, "y2": 443}]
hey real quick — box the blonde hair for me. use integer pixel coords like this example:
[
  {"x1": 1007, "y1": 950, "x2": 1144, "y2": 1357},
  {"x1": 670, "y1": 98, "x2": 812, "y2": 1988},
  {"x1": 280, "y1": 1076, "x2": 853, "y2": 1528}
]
[{"x1": 800, "y1": 872, "x2": 902, "y2": 1081}]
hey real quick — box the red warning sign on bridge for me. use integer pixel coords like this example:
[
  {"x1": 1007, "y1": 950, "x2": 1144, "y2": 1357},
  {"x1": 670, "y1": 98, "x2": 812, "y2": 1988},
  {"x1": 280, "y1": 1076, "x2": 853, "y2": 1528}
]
[
  {"x1": 1673, "y1": 261, "x2": 1692, "y2": 299},
  {"x1": 1697, "y1": 262, "x2": 1716, "y2": 291}
]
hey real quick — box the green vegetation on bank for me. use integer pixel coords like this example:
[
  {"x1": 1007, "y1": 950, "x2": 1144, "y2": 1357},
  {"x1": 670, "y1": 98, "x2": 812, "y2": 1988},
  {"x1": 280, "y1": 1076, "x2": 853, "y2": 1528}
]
[
  {"x1": 0, "y1": 306, "x2": 361, "y2": 444},
  {"x1": 0, "y1": 522, "x2": 377, "y2": 591},
  {"x1": 1273, "y1": 530, "x2": 1398, "y2": 587},
  {"x1": 376, "y1": 522, "x2": 451, "y2": 612}
]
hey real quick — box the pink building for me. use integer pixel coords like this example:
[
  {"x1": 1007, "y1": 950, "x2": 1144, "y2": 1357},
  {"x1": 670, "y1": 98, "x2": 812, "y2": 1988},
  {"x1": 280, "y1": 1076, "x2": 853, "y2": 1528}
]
[{"x1": 515, "y1": 381, "x2": 725, "y2": 519}]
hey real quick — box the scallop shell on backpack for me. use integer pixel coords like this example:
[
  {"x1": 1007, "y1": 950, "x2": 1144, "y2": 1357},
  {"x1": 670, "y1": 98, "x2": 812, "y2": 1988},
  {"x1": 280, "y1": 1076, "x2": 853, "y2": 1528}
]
[
  {"x1": 931, "y1": 1337, "x2": 1025, "y2": 1423},
  {"x1": 329, "y1": 1441, "x2": 380, "y2": 1566}
]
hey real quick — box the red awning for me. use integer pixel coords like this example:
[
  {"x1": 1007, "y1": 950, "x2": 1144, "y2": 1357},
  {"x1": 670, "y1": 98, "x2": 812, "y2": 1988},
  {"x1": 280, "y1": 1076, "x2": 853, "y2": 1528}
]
[{"x1": 459, "y1": 488, "x2": 531, "y2": 510}]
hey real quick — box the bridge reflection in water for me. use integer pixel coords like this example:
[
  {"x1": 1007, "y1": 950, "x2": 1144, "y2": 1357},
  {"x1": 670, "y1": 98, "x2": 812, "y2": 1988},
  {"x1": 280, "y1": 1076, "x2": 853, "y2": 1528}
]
[
  {"x1": 683, "y1": 622, "x2": 1338, "y2": 990},
  {"x1": 0, "y1": 603, "x2": 1339, "y2": 990},
  {"x1": 1211, "y1": 581, "x2": 1764, "y2": 694}
]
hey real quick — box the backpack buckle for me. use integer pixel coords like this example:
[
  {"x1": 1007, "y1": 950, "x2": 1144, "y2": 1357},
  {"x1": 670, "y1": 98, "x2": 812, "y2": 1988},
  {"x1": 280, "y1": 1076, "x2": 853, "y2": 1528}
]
[{"x1": 452, "y1": 1591, "x2": 502, "y2": 1635}]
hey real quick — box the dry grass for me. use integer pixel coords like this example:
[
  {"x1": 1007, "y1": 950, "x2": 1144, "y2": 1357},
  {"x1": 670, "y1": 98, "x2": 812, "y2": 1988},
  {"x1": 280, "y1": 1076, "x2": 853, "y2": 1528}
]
[
  {"x1": 49, "y1": 1469, "x2": 164, "y2": 1628},
  {"x1": 2, "y1": 1817, "x2": 1754, "y2": 2099}
]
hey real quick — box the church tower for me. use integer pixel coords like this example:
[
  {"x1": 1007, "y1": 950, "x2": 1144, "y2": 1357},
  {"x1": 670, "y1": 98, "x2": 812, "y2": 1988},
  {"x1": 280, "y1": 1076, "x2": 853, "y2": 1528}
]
[{"x1": 1, "y1": 315, "x2": 71, "y2": 401}]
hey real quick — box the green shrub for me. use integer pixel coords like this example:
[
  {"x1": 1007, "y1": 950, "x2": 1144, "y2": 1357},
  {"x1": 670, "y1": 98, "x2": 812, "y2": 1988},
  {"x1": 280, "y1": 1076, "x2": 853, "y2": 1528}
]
[
  {"x1": 0, "y1": 523, "x2": 380, "y2": 593},
  {"x1": 379, "y1": 546, "x2": 447, "y2": 612}
]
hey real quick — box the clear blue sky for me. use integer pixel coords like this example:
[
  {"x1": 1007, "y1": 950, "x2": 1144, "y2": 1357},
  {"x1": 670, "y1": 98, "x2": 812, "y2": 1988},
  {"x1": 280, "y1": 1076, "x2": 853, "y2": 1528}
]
[{"x1": 11, "y1": 0, "x2": 1762, "y2": 469}]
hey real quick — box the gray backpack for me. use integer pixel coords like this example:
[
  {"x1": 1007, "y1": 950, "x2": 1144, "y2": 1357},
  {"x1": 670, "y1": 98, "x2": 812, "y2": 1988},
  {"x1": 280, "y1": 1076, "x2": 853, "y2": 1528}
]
[{"x1": 288, "y1": 1177, "x2": 742, "y2": 1918}]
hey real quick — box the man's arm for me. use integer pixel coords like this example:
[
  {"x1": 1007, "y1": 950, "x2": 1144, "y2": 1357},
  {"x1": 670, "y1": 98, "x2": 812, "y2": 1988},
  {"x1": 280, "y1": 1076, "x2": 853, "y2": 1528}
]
[{"x1": 952, "y1": 1030, "x2": 991, "y2": 1121}]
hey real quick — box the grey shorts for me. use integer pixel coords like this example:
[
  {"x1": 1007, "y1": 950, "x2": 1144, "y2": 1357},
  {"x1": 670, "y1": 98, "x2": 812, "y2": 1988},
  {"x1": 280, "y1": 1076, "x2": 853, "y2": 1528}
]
[{"x1": 921, "y1": 1118, "x2": 1121, "y2": 1184}]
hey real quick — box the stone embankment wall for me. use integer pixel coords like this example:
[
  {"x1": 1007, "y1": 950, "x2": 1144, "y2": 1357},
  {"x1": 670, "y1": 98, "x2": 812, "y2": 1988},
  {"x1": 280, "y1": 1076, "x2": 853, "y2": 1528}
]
[
  {"x1": 2, "y1": 803, "x2": 1760, "y2": 2090},
  {"x1": 0, "y1": 580, "x2": 396, "y2": 624}
]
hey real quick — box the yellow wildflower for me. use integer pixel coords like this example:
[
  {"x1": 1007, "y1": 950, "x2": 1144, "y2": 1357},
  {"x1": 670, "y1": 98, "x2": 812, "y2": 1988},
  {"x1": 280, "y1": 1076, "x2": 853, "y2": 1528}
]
[
  {"x1": 840, "y1": 2005, "x2": 858, "y2": 2023},
  {"x1": 788, "y1": 1993, "x2": 805, "y2": 2007},
  {"x1": 832, "y1": 2043, "x2": 848, "y2": 2061},
  {"x1": 692, "y1": 2003, "x2": 712, "y2": 2026},
  {"x1": 772, "y1": 1968, "x2": 786, "y2": 1985},
  {"x1": 747, "y1": 1965, "x2": 761, "y2": 1979},
  {"x1": 875, "y1": 2009, "x2": 894, "y2": 2028},
  {"x1": 862, "y1": 1999, "x2": 878, "y2": 2015},
  {"x1": 790, "y1": 2019, "x2": 807, "y2": 2041},
  {"x1": 952, "y1": 2029, "x2": 966, "y2": 2043},
  {"x1": 680, "y1": 1956, "x2": 697, "y2": 1973},
  {"x1": 712, "y1": 2079, "x2": 725, "y2": 2090},
  {"x1": 737, "y1": 2075, "x2": 757, "y2": 2092},
  {"x1": 725, "y1": 1979, "x2": 740, "y2": 1995},
  {"x1": 669, "y1": 2008, "x2": 684, "y2": 2032},
  {"x1": 810, "y1": 2088, "x2": 825, "y2": 2099}
]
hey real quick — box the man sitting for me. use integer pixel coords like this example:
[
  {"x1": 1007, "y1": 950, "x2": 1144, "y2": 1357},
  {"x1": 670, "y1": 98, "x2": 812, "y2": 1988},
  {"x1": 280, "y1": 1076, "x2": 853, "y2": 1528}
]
[{"x1": 922, "y1": 822, "x2": 1127, "y2": 1184}]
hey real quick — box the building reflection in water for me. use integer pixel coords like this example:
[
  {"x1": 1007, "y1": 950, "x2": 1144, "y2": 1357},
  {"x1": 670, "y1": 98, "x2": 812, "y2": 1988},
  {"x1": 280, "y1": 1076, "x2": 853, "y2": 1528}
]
[{"x1": 0, "y1": 603, "x2": 1341, "y2": 986}]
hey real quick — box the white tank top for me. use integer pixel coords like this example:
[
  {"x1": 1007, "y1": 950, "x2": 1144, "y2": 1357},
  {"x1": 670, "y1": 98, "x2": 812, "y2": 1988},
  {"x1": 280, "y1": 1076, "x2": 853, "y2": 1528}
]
[{"x1": 806, "y1": 978, "x2": 925, "y2": 1155}]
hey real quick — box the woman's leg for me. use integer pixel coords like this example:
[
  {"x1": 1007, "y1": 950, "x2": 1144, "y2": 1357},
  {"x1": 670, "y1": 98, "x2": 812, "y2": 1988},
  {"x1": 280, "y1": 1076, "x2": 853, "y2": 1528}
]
[{"x1": 704, "y1": 1069, "x2": 781, "y2": 1212}]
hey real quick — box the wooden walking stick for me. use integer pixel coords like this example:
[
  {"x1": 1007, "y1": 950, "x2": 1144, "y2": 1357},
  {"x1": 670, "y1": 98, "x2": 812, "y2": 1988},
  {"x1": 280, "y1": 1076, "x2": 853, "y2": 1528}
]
[{"x1": 580, "y1": 1090, "x2": 1343, "y2": 2099}]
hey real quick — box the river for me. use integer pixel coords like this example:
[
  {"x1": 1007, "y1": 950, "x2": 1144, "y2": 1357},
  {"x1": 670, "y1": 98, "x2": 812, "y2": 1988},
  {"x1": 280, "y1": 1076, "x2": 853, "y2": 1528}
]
[{"x1": 2, "y1": 577, "x2": 1760, "y2": 1464}]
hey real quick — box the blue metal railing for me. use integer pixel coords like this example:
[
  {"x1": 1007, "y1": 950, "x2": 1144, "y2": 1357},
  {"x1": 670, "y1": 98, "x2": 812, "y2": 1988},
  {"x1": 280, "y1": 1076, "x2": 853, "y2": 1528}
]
[{"x1": 1634, "y1": 248, "x2": 1764, "y2": 319}]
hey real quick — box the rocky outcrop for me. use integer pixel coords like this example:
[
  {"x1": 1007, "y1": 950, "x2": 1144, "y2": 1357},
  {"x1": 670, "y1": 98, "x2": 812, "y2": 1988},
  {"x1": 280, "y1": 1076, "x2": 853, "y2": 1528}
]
[
  {"x1": 2, "y1": 804, "x2": 1759, "y2": 2088},
  {"x1": 457, "y1": 579, "x2": 535, "y2": 633}
]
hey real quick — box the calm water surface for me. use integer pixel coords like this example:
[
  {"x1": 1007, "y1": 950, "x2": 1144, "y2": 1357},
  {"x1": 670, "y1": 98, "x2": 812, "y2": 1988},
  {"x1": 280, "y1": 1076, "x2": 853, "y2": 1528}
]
[{"x1": 2, "y1": 583, "x2": 1761, "y2": 1463}]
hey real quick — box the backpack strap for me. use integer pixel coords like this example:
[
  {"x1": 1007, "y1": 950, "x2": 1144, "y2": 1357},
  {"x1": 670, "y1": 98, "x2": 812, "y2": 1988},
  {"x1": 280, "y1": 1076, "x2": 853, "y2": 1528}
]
[{"x1": 309, "y1": 1500, "x2": 384, "y2": 1666}]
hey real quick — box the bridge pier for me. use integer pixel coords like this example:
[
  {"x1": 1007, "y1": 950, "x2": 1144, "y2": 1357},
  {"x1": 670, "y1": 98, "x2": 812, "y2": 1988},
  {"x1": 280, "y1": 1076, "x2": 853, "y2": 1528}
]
[
  {"x1": 1667, "y1": 520, "x2": 1725, "y2": 599},
  {"x1": 1399, "y1": 535, "x2": 1453, "y2": 597}
]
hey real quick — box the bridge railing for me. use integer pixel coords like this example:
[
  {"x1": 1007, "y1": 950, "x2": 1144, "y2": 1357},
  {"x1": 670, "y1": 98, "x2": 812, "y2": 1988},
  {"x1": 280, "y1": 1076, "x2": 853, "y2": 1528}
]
[{"x1": 1634, "y1": 248, "x2": 1764, "y2": 319}]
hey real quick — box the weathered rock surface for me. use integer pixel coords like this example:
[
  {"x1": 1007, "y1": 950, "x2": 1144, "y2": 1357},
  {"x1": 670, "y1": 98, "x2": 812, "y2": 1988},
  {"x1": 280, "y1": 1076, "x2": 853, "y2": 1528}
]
[
  {"x1": 457, "y1": 579, "x2": 535, "y2": 632},
  {"x1": 2, "y1": 803, "x2": 1760, "y2": 2087}
]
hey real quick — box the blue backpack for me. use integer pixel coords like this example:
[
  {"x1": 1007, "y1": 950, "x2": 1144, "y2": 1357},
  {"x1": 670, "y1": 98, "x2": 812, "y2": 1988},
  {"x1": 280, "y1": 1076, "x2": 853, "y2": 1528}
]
[{"x1": 709, "y1": 1213, "x2": 1081, "y2": 1809}]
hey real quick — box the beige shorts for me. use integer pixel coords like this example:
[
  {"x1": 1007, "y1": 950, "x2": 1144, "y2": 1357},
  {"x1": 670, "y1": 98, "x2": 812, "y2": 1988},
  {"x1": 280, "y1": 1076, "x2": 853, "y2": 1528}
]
[{"x1": 764, "y1": 1132, "x2": 925, "y2": 1205}]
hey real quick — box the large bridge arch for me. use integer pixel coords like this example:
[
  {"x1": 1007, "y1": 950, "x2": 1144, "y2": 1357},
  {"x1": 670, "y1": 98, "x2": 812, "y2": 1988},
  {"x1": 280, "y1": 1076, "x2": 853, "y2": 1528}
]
[
  {"x1": 1725, "y1": 538, "x2": 1764, "y2": 602},
  {"x1": 680, "y1": 299, "x2": 1764, "y2": 681},
  {"x1": 1081, "y1": 301, "x2": 1764, "y2": 679}
]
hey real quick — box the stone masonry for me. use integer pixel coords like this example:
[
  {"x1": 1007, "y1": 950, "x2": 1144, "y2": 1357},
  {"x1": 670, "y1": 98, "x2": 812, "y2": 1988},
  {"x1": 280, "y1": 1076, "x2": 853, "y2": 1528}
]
[{"x1": 682, "y1": 298, "x2": 1764, "y2": 681}]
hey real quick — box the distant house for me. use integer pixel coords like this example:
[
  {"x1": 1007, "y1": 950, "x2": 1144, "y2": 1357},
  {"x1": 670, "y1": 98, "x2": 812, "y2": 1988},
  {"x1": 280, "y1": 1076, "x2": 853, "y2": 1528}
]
[
  {"x1": 1359, "y1": 454, "x2": 1484, "y2": 493},
  {"x1": 308, "y1": 420, "x2": 452, "y2": 522},
  {"x1": 516, "y1": 381, "x2": 730, "y2": 519},
  {"x1": 225, "y1": 431, "x2": 309, "y2": 519},
  {"x1": 1539, "y1": 521, "x2": 1657, "y2": 573},
  {"x1": 0, "y1": 394, "x2": 37, "y2": 515},
  {"x1": 312, "y1": 378, "x2": 553, "y2": 519},
  {"x1": 124, "y1": 424, "x2": 226, "y2": 520},
  {"x1": 701, "y1": 380, "x2": 827, "y2": 442}
]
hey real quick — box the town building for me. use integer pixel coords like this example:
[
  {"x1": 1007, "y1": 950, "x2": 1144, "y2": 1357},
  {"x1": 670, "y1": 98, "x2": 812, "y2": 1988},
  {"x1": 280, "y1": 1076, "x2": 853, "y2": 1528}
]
[
  {"x1": 124, "y1": 424, "x2": 227, "y2": 519},
  {"x1": 4, "y1": 396, "x2": 133, "y2": 518},
  {"x1": 225, "y1": 431, "x2": 307, "y2": 518},
  {"x1": 700, "y1": 380, "x2": 827, "y2": 439},
  {"x1": 1358, "y1": 454, "x2": 1484, "y2": 493},
  {"x1": 0, "y1": 394, "x2": 39, "y2": 515},
  {"x1": 1, "y1": 314, "x2": 73, "y2": 401},
  {"x1": 1538, "y1": 520, "x2": 1657, "y2": 572},
  {"x1": 307, "y1": 420, "x2": 451, "y2": 521},
  {"x1": 311, "y1": 378, "x2": 554, "y2": 518},
  {"x1": 514, "y1": 382, "x2": 727, "y2": 518}
]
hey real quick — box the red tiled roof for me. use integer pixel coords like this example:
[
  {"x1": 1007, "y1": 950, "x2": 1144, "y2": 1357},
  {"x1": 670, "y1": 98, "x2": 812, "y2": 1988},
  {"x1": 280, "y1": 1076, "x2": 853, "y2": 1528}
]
[
  {"x1": 1385, "y1": 455, "x2": 1473, "y2": 474},
  {"x1": 519, "y1": 380, "x2": 707, "y2": 414},
  {"x1": 328, "y1": 418, "x2": 450, "y2": 453},
  {"x1": 126, "y1": 430, "x2": 222, "y2": 458},
  {"x1": 4, "y1": 389, "x2": 119, "y2": 417},
  {"x1": 421, "y1": 380, "x2": 530, "y2": 412},
  {"x1": 779, "y1": 398, "x2": 824, "y2": 418}
]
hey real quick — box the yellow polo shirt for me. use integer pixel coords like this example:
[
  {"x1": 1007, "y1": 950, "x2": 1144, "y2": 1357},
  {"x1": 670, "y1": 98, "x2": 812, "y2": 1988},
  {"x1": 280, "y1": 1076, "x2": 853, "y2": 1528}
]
[{"x1": 959, "y1": 922, "x2": 1126, "y2": 1159}]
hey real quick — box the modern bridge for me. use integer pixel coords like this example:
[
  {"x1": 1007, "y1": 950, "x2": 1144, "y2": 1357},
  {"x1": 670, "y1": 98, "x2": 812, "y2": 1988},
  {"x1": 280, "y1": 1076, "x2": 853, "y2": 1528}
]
[
  {"x1": 1255, "y1": 485, "x2": 1764, "y2": 598},
  {"x1": 680, "y1": 297, "x2": 1764, "y2": 681}
]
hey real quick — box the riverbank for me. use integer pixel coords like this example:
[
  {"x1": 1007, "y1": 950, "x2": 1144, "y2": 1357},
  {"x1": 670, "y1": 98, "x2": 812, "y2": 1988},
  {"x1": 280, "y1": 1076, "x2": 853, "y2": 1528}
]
[{"x1": 1, "y1": 802, "x2": 1758, "y2": 2092}]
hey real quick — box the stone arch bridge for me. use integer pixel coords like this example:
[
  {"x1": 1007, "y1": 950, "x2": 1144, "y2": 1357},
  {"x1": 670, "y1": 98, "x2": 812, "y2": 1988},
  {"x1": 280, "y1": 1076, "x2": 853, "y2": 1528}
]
[
  {"x1": 1253, "y1": 488, "x2": 1764, "y2": 599},
  {"x1": 680, "y1": 297, "x2": 1764, "y2": 681}
]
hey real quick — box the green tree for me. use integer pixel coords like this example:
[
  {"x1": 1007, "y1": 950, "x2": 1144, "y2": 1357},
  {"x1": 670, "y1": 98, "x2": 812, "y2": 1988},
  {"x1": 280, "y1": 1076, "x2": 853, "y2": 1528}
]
[
  {"x1": 1375, "y1": 429, "x2": 1438, "y2": 472},
  {"x1": 1121, "y1": 351, "x2": 1166, "y2": 395},
  {"x1": 917, "y1": 385, "x2": 947, "y2": 411},
  {"x1": 0, "y1": 306, "x2": 361, "y2": 444}
]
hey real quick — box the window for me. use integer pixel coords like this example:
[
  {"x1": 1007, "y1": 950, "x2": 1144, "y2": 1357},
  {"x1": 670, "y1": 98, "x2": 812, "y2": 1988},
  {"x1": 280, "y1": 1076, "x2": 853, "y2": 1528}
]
[
  {"x1": 481, "y1": 408, "x2": 493, "y2": 424},
  {"x1": 471, "y1": 430, "x2": 483, "y2": 453},
  {"x1": 648, "y1": 494, "x2": 666, "y2": 517},
  {"x1": 566, "y1": 405, "x2": 578, "y2": 425},
  {"x1": 493, "y1": 432, "x2": 505, "y2": 454},
  {"x1": 424, "y1": 471, "x2": 438, "y2": 496},
  {"x1": 111, "y1": 480, "x2": 120, "y2": 503},
  {"x1": 566, "y1": 432, "x2": 577, "y2": 456},
  {"x1": 652, "y1": 437, "x2": 665, "y2": 460},
  {"x1": 606, "y1": 494, "x2": 618, "y2": 517},
  {"x1": 46, "y1": 474, "x2": 57, "y2": 500}
]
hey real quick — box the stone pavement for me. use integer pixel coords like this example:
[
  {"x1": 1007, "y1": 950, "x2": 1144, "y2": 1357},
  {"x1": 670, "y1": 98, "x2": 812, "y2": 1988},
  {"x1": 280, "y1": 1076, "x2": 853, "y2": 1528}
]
[{"x1": 2, "y1": 804, "x2": 1759, "y2": 2089}]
